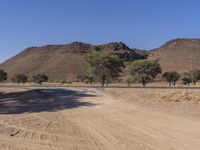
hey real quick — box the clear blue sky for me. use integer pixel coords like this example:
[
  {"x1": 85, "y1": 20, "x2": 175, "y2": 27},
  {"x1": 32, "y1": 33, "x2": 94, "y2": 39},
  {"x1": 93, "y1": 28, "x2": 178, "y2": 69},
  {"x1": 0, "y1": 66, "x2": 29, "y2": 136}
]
[{"x1": 0, "y1": 0, "x2": 200, "y2": 63}]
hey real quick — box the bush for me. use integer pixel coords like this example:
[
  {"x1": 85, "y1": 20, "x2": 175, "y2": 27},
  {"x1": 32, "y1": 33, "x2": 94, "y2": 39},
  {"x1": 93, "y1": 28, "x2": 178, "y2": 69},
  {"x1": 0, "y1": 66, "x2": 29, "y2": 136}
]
[
  {"x1": 12, "y1": 74, "x2": 28, "y2": 84},
  {"x1": 125, "y1": 77, "x2": 133, "y2": 87},
  {"x1": 61, "y1": 80, "x2": 72, "y2": 84},
  {"x1": 77, "y1": 73, "x2": 93, "y2": 84},
  {"x1": 189, "y1": 70, "x2": 200, "y2": 85},
  {"x1": 0, "y1": 70, "x2": 7, "y2": 82},
  {"x1": 32, "y1": 74, "x2": 48, "y2": 84},
  {"x1": 182, "y1": 72, "x2": 192, "y2": 85}
]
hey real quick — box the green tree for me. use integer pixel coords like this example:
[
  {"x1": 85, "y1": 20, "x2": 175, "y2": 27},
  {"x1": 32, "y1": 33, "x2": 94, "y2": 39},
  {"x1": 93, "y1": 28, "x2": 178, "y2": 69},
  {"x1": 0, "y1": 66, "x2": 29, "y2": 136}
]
[
  {"x1": 77, "y1": 67, "x2": 94, "y2": 84},
  {"x1": 182, "y1": 72, "x2": 192, "y2": 85},
  {"x1": 162, "y1": 71, "x2": 180, "y2": 86},
  {"x1": 129, "y1": 59, "x2": 162, "y2": 86},
  {"x1": 190, "y1": 70, "x2": 200, "y2": 85},
  {"x1": 85, "y1": 52, "x2": 124, "y2": 87},
  {"x1": 0, "y1": 69, "x2": 7, "y2": 82},
  {"x1": 12, "y1": 74, "x2": 28, "y2": 84},
  {"x1": 32, "y1": 74, "x2": 48, "y2": 84}
]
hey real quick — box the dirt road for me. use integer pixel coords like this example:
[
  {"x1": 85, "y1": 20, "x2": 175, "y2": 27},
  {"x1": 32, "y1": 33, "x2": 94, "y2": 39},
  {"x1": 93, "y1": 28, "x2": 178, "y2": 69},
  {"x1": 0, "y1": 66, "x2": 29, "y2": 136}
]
[{"x1": 0, "y1": 87, "x2": 199, "y2": 150}]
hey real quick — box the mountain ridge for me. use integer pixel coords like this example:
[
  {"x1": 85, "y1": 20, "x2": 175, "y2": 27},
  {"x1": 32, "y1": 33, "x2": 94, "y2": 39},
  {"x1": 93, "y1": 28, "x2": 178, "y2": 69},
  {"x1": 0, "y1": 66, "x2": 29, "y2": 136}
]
[
  {"x1": 1, "y1": 38, "x2": 200, "y2": 81},
  {"x1": 149, "y1": 38, "x2": 200, "y2": 72},
  {"x1": 0, "y1": 41, "x2": 146, "y2": 81}
]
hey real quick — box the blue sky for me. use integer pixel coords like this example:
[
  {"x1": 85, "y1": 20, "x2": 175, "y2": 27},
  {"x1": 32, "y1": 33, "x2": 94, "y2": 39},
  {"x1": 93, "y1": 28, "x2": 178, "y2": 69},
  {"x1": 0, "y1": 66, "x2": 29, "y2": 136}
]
[{"x1": 0, "y1": 0, "x2": 200, "y2": 62}]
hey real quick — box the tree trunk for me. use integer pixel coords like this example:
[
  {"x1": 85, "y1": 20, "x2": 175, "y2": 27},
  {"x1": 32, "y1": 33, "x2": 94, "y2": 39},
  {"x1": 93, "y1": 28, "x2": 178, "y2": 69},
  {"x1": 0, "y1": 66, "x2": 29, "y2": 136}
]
[
  {"x1": 142, "y1": 81, "x2": 146, "y2": 87},
  {"x1": 101, "y1": 75, "x2": 105, "y2": 87},
  {"x1": 101, "y1": 81, "x2": 105, "y2": 87},
  {"x1": 141, "y1": 78, "x2": 146, "y2": 87},
  {"x1": 101, "y1": 83, "x2": 104, "y2": 87}
]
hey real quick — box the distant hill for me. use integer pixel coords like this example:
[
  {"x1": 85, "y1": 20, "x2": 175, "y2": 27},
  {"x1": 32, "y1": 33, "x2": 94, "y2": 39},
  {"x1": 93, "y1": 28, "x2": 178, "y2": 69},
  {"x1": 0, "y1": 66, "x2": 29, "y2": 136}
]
[
  {"x1": 0, "y1": 42, "x2": 146, "y2": 81},
  {"x1": 149, "y1": 38, "x2": 200, "y2": 73},
  {"x1": 2, "y1": 38, "x2": 200, "y2": 82}
]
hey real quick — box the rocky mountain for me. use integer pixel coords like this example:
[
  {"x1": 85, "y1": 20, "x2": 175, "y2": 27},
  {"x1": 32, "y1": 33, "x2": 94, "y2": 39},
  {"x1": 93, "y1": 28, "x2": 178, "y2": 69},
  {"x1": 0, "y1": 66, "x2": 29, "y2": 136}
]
[
  {"x1": 2, "y1": 38, "x2": 200, "y2": 82},
  {"x1": 149, "y1": 38, "x2": 200, "y2": 73},
  {"x1": 0, "y1": 42, "x2": 146, "y2": 81}
]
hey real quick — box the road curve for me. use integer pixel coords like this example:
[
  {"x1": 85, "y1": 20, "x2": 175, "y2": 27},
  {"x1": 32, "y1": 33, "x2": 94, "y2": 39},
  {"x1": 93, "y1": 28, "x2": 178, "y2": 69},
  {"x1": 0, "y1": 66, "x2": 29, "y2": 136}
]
[{"x1": 0, "y1": 87, "x2": 199, "y2": 150}]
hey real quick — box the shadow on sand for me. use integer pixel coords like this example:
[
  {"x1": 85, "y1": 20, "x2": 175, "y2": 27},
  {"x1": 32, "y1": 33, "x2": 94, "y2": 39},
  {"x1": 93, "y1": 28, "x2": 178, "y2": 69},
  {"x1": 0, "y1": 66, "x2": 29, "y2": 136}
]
[{"x1": 0, "y1": 89, "x2": 97, "y2": 114}]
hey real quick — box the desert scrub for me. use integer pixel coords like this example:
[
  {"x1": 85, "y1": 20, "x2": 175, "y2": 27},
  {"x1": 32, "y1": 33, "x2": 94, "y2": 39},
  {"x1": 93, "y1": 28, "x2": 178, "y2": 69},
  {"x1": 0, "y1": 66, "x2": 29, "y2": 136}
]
[{"x1": 61, "y1": 80, "x2": 72, "y2": 84}]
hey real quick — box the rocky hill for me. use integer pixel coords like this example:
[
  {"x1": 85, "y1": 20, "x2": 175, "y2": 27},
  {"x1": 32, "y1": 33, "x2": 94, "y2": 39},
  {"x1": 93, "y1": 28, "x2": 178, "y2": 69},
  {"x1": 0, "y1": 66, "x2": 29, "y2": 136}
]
[
  {"x1": 0, "y1": 42, "x2": 146, "y2": 81},
  {"x1": 149, "y1": 38, "x2": 200, "y2": 73},
  {"x1": 2, "y1": 38, "x2": 200, "y2": 82}
]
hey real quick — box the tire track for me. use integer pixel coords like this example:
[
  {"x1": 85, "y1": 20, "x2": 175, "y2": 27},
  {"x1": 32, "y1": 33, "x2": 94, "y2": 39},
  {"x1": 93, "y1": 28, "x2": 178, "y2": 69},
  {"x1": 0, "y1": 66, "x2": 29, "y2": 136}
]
[{"x1": 0, "y1": 87, "x2": 200, "y2": 150}]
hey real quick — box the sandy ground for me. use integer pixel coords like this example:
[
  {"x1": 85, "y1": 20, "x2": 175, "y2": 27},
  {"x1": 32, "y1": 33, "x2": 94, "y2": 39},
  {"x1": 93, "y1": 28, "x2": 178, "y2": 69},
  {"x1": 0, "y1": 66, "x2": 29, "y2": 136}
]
[{"x1": 0, "y1": 87, "x2": 199, "y2": 150}]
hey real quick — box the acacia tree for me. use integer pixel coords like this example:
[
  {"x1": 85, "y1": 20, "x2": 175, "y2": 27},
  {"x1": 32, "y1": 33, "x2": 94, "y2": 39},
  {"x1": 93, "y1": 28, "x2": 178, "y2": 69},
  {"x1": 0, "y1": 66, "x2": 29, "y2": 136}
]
[
  {"x1": 32, "y1": 74, "x2": 48, "y2": 84},
  {"x1": 182, "y1": 72, "x2": 192, "y2": 85},
  {"x1": 85, "y1": 52, "x2": 124, "y2": 87},
  {"x1": 129, "y1": 59, "x2": 162, "y2": 86},
  {"x1": 0, "y1": 69, "x2": 7, "y2": 83},
  {"x1": 162, "y1": 71, "x2": 180, "y2": 86},
  {"x1": 190, "y1": 70, "x2": 200, "y2": 85},
  {"x1": 12, "y1": 74, "x2": 28, "y2": 84}
]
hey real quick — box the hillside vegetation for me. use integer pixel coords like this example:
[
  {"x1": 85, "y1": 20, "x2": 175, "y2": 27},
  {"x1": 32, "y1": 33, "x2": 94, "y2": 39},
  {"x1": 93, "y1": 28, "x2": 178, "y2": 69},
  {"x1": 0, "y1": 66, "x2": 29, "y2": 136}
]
[
  {"x1": 1, "y1": 38, "x2": 200, "y2": 82},
  {"x1": 0, "y1": 42, "x2": 146, "y2": 81}
]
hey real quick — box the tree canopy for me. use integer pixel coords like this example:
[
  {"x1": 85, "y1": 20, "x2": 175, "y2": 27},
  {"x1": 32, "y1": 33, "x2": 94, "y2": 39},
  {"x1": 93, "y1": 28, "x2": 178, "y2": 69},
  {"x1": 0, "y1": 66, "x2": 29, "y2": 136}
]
[
  {"x1": 189, "y1": 70, "x2": 200, "y2": 85},
  {"x1": 32, "y1": 74, "x2": 49, "y2": 84},
  {"x1": 85, "y1": 52, "x2": 124, "y2": 87},
  {"x1": 12, "y1": 73, "x2": 28, "y2": 84},
  {"x1": 0, "y1": 69, "x2": 7, "y2": 82},
  {"x1": 77, "y1": 69, "x2": 94, "y2": 84},
  {"x1": 162, "y1": 71, "x2": 180, "y2": 86},
  {"x1": 182, "y1": 72, "x2": 192, "y2": 85},
  {"x1": 129, "y1": 59, "x2": 162, "y2": 86}
]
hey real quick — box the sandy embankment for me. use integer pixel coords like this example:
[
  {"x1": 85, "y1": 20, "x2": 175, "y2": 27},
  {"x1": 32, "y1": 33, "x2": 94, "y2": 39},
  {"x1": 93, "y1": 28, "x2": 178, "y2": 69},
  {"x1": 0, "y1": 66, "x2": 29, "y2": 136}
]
[{"x1": 105, "y1": 88, "x2": 200, "y2": 118}]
